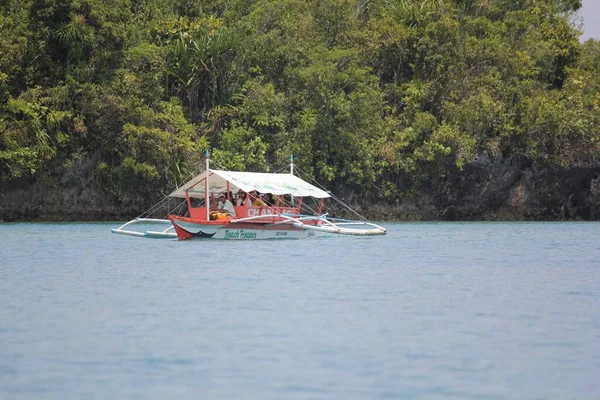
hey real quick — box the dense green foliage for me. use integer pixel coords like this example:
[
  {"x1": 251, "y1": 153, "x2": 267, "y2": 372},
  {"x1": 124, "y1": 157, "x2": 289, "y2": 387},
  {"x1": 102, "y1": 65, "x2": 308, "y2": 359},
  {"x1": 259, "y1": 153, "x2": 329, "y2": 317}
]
[{"x1": 1, "y1": 0, "x2": 599, "y2": 202}]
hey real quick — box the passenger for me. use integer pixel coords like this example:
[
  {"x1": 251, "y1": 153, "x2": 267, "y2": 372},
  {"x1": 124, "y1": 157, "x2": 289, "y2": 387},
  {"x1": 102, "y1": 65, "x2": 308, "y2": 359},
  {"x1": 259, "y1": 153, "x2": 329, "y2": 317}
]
[
  {"x1": 217, "y1": 192, "x2": 236, "y2": 217},
  {"x1": 236, "y1": 190, "x2": 247, "y2": 206},
  {"x1": 263, "y1": 193, "x2": 274, "y2": 206},
  {"x1": 249, "y1": 190, "x2": 267, "y2": 206}
]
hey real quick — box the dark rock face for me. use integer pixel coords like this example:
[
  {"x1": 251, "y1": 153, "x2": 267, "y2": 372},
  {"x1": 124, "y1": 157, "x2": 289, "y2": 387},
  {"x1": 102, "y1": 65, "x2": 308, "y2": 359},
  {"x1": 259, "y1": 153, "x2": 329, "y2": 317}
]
[
  {"x1": 0, "y1": 178, "x2": 132, "y2": 221},
  {"x1": 464, "y1": 158, "x2": 600, "y2": 220},
  {"x1": 0, "y1": 157, "x2": 155, "y2": 222},
  {"x1": 354, "y1": 156, "x2": 600, "y2": 221},
  {"x1": 1, "y1": 156, "x2": 599, "y2": 221}
]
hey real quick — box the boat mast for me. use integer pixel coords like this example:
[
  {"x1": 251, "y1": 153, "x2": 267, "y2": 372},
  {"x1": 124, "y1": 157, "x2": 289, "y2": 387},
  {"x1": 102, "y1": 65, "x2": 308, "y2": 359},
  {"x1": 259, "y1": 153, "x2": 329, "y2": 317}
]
[
  {"x1": 205, "y1": 149, "x2": 210, "y2": 221},
  {"x1": 290, "y1": 154, "x2": 295, "y2": 207}
]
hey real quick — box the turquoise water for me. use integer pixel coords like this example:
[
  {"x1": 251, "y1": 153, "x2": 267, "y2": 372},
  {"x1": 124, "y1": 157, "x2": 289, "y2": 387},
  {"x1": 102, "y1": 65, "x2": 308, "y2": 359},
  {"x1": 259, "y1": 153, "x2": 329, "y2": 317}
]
[{"x1": 0, "y1": 222, "x2": 599, "y2": 399}]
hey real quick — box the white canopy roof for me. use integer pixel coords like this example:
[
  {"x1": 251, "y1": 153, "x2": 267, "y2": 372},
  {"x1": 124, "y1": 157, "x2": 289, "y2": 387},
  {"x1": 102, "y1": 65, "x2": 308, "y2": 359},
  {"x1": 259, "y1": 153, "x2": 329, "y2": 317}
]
[{"x1": 169, "y1": 169, "x2": 331, "y2": 199}]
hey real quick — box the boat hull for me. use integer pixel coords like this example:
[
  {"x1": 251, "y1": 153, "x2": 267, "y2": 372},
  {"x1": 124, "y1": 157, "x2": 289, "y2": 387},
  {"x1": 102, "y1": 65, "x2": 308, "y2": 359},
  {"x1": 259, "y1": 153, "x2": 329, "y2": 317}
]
[{"x1": 170, "y1": 216, "x2": 311, "y2": 240}]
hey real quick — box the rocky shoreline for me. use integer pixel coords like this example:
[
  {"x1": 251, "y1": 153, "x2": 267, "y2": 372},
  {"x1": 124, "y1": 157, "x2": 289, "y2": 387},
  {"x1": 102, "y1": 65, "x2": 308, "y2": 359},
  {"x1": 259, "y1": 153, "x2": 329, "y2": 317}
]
[{"x1": 2, "y1": 156, "x2": 599, "y2": 222}]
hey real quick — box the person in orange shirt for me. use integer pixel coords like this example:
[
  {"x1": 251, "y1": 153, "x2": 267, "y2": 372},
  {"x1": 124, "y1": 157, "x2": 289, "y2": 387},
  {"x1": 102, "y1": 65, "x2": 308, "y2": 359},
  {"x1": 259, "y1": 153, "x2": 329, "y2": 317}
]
[{"x1": 249, "y1": 190, "x2": 266, "y2": 206}]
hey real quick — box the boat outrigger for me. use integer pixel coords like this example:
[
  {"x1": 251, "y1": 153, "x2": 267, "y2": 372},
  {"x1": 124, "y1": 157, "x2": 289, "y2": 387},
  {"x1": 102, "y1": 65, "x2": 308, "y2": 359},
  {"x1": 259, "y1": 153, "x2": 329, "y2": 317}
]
[{"x1": 112, "y1": 154, "x2": 386, "y2": 240}]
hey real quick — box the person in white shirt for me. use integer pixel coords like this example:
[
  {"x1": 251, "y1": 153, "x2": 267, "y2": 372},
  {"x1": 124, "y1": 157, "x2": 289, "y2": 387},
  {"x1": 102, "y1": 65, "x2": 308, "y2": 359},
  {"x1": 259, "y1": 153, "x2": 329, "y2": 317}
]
[
  {"x1": 217, "y1": 192, "x2": 236, "y2": 217},
  {"x1": 236, "y1": 190, "x2": 247, "y2": 206}
]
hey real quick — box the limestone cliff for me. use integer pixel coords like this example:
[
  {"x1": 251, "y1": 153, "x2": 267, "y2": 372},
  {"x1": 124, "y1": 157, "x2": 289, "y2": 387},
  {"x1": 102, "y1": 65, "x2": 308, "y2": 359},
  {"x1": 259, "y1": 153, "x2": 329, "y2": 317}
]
[
  {"x1": 1, "y1": 156, "x2": 599, "y2": 221},
  {"x1": 359, "y1": 156, "x2": 600, "y2": 221}
]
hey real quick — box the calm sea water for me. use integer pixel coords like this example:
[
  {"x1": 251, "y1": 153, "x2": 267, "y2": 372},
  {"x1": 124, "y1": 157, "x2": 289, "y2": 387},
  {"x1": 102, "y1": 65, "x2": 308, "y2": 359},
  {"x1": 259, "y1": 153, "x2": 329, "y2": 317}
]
[{"x1": 0, "y1": 222, "x2": 599, "y2": 399}]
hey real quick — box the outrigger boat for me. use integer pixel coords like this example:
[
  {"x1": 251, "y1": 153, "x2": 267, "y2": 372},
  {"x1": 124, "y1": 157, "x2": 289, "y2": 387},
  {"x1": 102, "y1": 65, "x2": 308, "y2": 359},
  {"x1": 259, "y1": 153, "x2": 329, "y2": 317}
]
[{"x1": 112, "y1": 154, "x2": 386, "y2": 240}]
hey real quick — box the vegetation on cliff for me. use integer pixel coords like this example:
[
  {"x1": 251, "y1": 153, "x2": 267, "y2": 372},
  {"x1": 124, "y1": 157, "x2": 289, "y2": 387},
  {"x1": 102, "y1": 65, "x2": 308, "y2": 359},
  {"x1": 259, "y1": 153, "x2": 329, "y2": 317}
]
[{"x1": 1, "y1": 0, "x2": 599, "y2": 213}]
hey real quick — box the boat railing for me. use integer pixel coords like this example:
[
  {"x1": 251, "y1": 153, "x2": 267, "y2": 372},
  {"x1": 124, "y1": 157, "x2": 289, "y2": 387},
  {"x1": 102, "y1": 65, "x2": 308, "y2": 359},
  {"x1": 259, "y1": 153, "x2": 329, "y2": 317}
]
[
  {"x1": 230, "y1": 212, "x2": 387, "y2": 236},
  {"x1": 230, "y1": 214, "x2": 300, "y2": 225}
]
